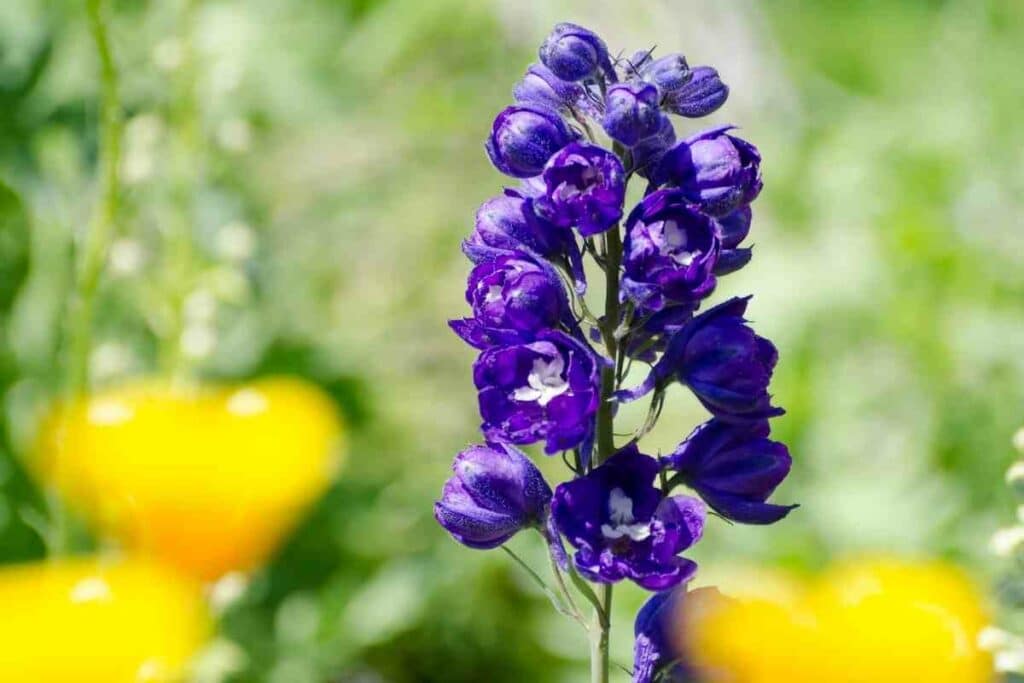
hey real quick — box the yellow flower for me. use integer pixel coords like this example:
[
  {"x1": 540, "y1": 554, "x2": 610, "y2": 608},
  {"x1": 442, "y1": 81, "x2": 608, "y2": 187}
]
[
  {"x1": 35, "y1": 376, "x2": 344, "y2": 580},
  {"x1": 681, "y1": 558, "x2": 994, "y2": 683},
  {"x1": 0, "y1": 556, "x2": 210, "y2": 682}
]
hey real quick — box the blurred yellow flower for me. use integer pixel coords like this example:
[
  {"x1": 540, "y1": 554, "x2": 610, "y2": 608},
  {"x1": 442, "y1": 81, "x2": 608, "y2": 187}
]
[
  {"x1": 0, "y1": 556, "x2": 209, "y2": 682},
  {"x1": 681, "y1": 558, "x2": 994, "y2": 683},
  {"x1": 36, "y1": 377, "x2": 344, "y2": 580}
]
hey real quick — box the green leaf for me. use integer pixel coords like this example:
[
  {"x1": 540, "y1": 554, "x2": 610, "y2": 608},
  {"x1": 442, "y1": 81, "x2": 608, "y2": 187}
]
[{"x1": 0, "y1": 180, "x2": 30, "y2": 313}]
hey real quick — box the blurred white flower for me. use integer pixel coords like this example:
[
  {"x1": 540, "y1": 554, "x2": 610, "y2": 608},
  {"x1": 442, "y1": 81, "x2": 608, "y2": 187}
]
[
  {"x1": 1006, "y1": 460, "x2": 1024, "y2": 487},
  {"x1": 90, "y1": 341, "x2": 134, "y2": 381},
  {"x1": 990, "y1": 526, "x2": 1024, "y2": 557},
  {"x1": 152, "y1": 37, "x2": 184, "y2": 72},
  {"x1": 108, "y1": 238, "x2": 146, "y2": 276},
  {"x1": 1013, "y1": 427, "x2": 1024, "y2": 453},
  {"x1": 979, "y1": 626, "x2": 1017, "y2": 651},
  {"x1": 209, "y1": 59, "x2": 244, "y2": 96},
  {"x1": 996, "y1": 647, "x2": 1024, "y2": 674},
  {"x1": 215, "y1": 220, "x2": 255, "y2": 262},
  {"x1": 120, "y1": 114, "x2": 164, "y2": 185},
  {"x1": 184, "y1": 289, "x2": 218, "y2": 324},
  {"x1": 216, "y1": 118, "x2": 252, "y2": 153},
  {"x1": 208, "y1": 572, "x2": 249, "y2": 614},
  {"x1": 207, "y1": 266, "x2": 250, "y2": 302},
  {"x1": 181, "y1": 324, "x2": 217, "y2": 360},
  {"x1": 191, "y1": 638, "x2": 247, "y2": 683}
]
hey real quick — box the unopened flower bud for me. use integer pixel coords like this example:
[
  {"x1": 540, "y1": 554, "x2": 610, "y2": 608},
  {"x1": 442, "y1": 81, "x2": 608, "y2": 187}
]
[
  {"x1": 664, "y1": 66, "x2": 729, "y2": 118},
  {"x1": 601, "y1": 82, "x2": 662, "y2": 147},
  {"x1": 485, "y1": 104, "x2": 578, "y2": 178},
  {"x1": 642, "y1": 53, "x2": 691, "y2": 93},
  {"x1": 513, "y1": 62, "x2": 584, "y2": 113},
  {"x1": 539, "y1": 23, "x2": 611, "y2": 82},
  {"x1": 434, "y1": 442, "x2": 552, "y2": 549}
]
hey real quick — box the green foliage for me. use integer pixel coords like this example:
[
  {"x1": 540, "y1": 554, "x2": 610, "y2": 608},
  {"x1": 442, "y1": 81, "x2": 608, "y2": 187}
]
[{"x1": 0, "y1": 0, "x2": 1022, "y2": 680}]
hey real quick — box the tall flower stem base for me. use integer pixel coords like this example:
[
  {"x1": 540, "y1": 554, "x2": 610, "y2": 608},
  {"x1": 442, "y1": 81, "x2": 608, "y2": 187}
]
[{"x1": 590, "y1": 584, "x2": 613, "y2": 683}]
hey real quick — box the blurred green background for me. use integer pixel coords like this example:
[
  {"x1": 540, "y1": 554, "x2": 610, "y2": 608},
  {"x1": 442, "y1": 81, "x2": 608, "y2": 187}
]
[{"x1": 1, "y1": 0, "x2": 1023, "y2": 681}]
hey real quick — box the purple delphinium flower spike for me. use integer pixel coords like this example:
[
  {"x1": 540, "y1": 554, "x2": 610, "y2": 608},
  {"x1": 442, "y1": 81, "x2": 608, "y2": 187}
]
[
  {"x1": 539, "y1": 22, "x2": 615, "y2": 83},
  {"x1": 622, "y1": 189, "x2": 721, "y2": 311},
  {"x1": 486, "y1": 104, "x2": 579, "y2": 178},
  {"x1": 474, "y1": 329, "x2": 600, "y2": 454},
  {"x1": 657, "y1": 125, "x2": 762, "y2": 216},
  {"x1": 552, "y1": 445, "x2": 705, "y2": 590},
  {"x1": 666, "y1": 419, "x2": 796, "y2": 524},
  {"x1": 602, "y1": 82, "x2": 663, "y2": 147},
  {"x1": 463, "y1": 190, "x2": 587, "y2": 293},
  {"x1": 449, "y1": 253, "x2": 567, "y2": 349},
  {"x1": 536, "y1": 142, "x2": 626, "y2": 237},
  {"x1": 434, "y1": 442, "x2": 553, "y2": 549},
  {"x1": 633, "y1": 588, "x2": 690, "y2": 683},
  {"x1": 663, "y1": 66, "x2": 729, "y2": 118},
  {"x1": 618, "y1": 296, "x2": 784, "y2": 423}
]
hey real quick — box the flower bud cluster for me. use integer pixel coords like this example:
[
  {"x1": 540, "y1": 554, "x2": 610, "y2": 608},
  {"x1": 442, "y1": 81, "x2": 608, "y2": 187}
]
[{"x1": 436, "y1": 22, "x2": 793, "y2": 682}]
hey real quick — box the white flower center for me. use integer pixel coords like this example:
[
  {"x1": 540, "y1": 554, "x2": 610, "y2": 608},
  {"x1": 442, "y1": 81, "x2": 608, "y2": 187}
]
[
  {"x1": 600, "y1": 487, "x2": 652, "y2": 541},
  {"x1": 512, "y1": 355, "x2": 570, "y2": 407},
  {"x1": 660, "y1": 219, "x2": 696, "y2": 266},
  {"x1": 485, "y1": 284, "x2": 503, "y2": 303}
]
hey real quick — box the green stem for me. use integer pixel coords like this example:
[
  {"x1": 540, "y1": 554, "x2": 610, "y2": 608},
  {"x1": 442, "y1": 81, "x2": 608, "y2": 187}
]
[
  {"x1": 160, "y1": 0, "x2": 202, "y2": 380},
  {"x1": 589, "y1": 584, "x2": 612, "y2": 683},
  {"x1": 67, "y1": 0, "x2": 123, "y2": 395},
  {"x1": 595, "y1": 227, "x2": 622, "y2": 466},
  {"x1": 590, "y1": 217, "x2": 623, "y2": 681},
  {"x1": 50, "y1": 0, "x2": 123, "y2": 557}
]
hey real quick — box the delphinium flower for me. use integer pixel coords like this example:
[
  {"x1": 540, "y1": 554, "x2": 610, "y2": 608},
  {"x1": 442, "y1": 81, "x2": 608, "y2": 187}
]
[{"x1": 435, "y1": 21, "x2": 794, "y2": 683}]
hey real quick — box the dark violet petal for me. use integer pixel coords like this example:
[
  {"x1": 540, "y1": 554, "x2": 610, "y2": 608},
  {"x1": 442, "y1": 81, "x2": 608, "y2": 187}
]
[
  {"x1": 698, "y1": 489, "x2": 797, "y2": 524},
  {"x1": 717, "y1": 205, "x2": 752, "y2": 249},
  {"x1": 714, "y1": 247, "x2": 752, "y2": 276},
  {"x1": 631, "y1": 557, "x2": 698, "y2": 592},
  {"x1": 622, "y1": 189, "x2": 721, "y2": 310},
  {"x1": 633, "y1": 588, "x2": 688, "y2": 683},
  {"x1": 654, "y1": 495, "x2": 706, "y2": 555},
  {"x1": 537, "y1": 142, "x2": 625, "y2": 237},
  {"x1": 658, "y1": 127, "x2": 760, "y2": 216}
]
